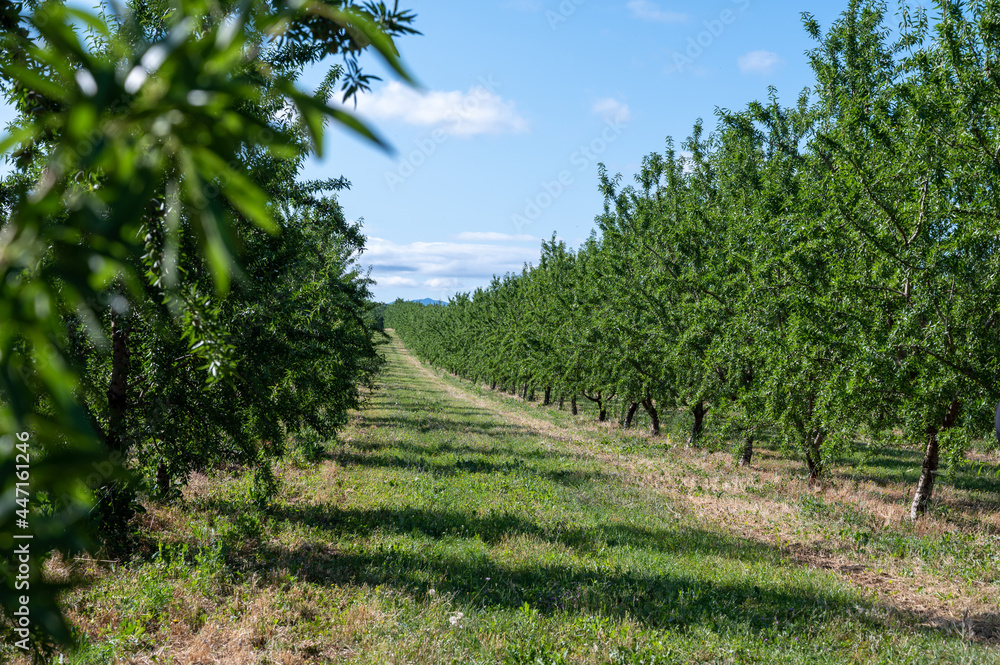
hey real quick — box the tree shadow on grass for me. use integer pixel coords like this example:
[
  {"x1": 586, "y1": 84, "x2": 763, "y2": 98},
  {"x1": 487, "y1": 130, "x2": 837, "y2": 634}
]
[
  {"x1": 348, "y1": 439, "x2": 592, "y2": 463},
  {"x1": 840, "y1": 446, "x2": 1000, "y2": 497},
  {"x1": 151, "y1": 494, "x2": 994, "y2": 646},
  {"x1": 842, "y1": 447, "x2": 922, "y2": 477},
  {"x1": 357, "y1": 414, "x2": 539, "y2": 439},
  {"x1": 366, "y1": 398, "x2": 493, "y2": 418},
  {"x1": 324, "y1": 445, "x2": 612, "y2": 487},
  {"x1": 946, "y1": 466, "x2": 1000, "y2": 496},
  {"x1": 227, "y1": 513, "x2": 887, "y2": 640},
  {"x1": 323, "y1": 448, "x2": 611, "y2": 487},
  {"x1": 269, "y1": 503, "x2": 769, "y2": 560}
]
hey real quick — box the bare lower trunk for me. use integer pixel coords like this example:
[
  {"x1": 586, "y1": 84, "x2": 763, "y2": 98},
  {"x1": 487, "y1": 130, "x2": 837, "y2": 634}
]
[
  {"x1": 107, "y1": 310, "x2": 130, "y2": 455},
  {"x1": 641, "y1": 398, "x2": 660, "y2": 436},
  {"x1": 686, "y1": 401, "x2": 709, "y2": 447},
  {"x1": 739, "y1": 435, "x2": 753, "y2": 467},
  {"x1": 911, "y1": 399, "x2": 961, "y2": 519},
  {"x1": 910, "y1": 432, "x2": 939, "y2": 519},
  {"x1": 571, "y1": 395, "x2": 577, "y2": 415},
  {"x1": 805, "y1": 430, "x2": 825, "y2": 483},
  {"x1": 156, "y1": 460, "x2": 171, "y2": 497},
  {"x1": 103, "y1": 303, "x2": 133, "y2": 534},
  {"x1": 805, "y1": 452, "x2": 821, "y2": 481},
  {"x1": 490, "y1": 380, "x2": 496, "y2": 390},
  {"x1": 558, "y1": 395, "x2": 564, "y2": 410},
  {"x1": 584, "y1": 391, "x2": 607, "y2": 421},
  {"x1": 522, "y1": 383, "x2": 529, "y2": 400},
  {"x1": 623, "y1": 402, "x2": 639, "y2": 428},
  {"x1": 543, "y1": 387, "x2": 551, "y2": 406}
]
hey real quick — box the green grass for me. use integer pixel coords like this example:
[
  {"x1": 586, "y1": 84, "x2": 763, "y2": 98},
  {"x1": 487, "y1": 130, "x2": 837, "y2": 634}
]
[{"x1": 12, "y1": 334, "x2": 1000, "y2": 664}]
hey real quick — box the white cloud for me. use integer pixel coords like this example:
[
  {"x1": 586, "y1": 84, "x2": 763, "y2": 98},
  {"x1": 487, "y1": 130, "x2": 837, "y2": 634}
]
[
  {"x1": 627, "y1": 0, "x2": 688, "y2": 23},
  {"x1": 379, "y1": 276, "x2": 419, "y2": 287},
  {"x1": 340, "y1": 81, "x2": 529, "y2": 137},
  {"x1": 738, "y1": 50, "x2": 782, "y2": 75},
  {"x1": 454, "y1": 232, "x2": 539, "y2": 242},
  {"x1": 365, "y1": 238, "x2": 539, "y2": 295},
  {"x1": 592, "y1": 97, "x2": 631, "y2": 123},
  {"x1": 424, "y1": 277, "x2": 464, "y2": 289}
]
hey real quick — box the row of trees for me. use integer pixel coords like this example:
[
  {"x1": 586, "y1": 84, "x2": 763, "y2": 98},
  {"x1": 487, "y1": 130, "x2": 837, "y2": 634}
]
[
  {"x1": 387, "y1": 0, "x2": 1000, "y2": 524},
  {"x1": 1, "y1": 0, "x2": 417, "y2": 651}
]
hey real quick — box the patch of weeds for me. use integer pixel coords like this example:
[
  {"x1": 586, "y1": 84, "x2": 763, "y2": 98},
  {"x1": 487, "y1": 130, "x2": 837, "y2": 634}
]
[
  {"x1": 838, "y1": 526, "x2": 872, "y2": 552},
  {"x1": 504, "y1": 638, "x2": 571, "y2": 665},
  {"x1": 608, "y1": 640, "x2": 679, "y2": 664},
  {"x1": 798, "y1": 494, "x2": 827, "y2": 518},
  {"x1": 290, "y1": 426, "x2": 329, "y2": 466}
]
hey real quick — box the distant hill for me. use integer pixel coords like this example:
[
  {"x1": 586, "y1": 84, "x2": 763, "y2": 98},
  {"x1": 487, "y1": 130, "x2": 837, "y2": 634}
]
[{"x1": 413, "y1": 298, "x2": 446, "y2": 306}]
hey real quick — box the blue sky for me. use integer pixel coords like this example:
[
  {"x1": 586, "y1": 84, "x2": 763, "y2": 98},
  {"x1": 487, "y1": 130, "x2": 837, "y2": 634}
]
[
  {"x1": 0, "y1": 0, "x2": 857, "y2": 302},
  {"x1": 313, "y1": 0, "x2": 854, "y2": 302}
]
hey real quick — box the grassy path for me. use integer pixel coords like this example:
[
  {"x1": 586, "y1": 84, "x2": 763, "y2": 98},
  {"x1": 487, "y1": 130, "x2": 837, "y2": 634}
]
[{"x1": 28, "y1": 334, "x2": 1000, "y2": 664}]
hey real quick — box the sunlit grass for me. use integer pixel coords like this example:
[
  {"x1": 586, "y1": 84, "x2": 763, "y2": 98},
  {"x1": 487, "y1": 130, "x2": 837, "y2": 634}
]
[{"x1": 7, "y1": 334, "x2": 997, "y2": 664}]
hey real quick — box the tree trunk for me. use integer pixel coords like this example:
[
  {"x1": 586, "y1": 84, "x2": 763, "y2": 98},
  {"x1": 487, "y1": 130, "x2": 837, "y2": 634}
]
[
  {"x1": 739, "y1": 435, "x2": 753, "y2": 467},
  {"x1": 543, "y1": 387, "x2": 551, "y2": 406},
  {"x1": 156, "y1": 460, "x2": 171, "y2": 498},
  {"x1": 528, "y1": 387, "x2": 535, "y2": 402},
  {"x1": 558, "y1": 395, "x2": 564, "y2": 410},
  {"x1": 641, "y1": 398, "x2": 660, "y2": 436},
  {"x1": 490, "y1": 380, "x2": 496, "y2": 390},
  {"x1": 581, "y1": 391, "x2": 608, "y2": 421},
  {"x1": 103, "y1": 303, "x2": 133, "y2": 534},
  {"x1": 107, "y1": 309, "x2": 130, "y2": 455},
  {"x1": 911, "y1": 399, "x2": 961, "y2": 519},
  {"x1": 521, "y1": 383, "x2": 529, "y2": 400},
  {"x1": 571, "y1": 395, "x2": 577, "y2": 415},
  {"x1": 623, "y1": 401, "x2": 639, "y2": 428},
  {"x1": 805, "y1": 430, "x2": 825, "y2": 483},
  {"x1": 910, "y1": 432, "x2": 939, "y2": 519},
  {"x1": 686, "y1": 401, "x2": 709, "y2": 447},
  {"x1": 805, "y1": 451, "x2": 821, "y2": 481}
]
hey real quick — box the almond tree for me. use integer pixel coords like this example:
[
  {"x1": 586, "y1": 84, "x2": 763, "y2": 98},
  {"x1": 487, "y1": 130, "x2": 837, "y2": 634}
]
[
  {"x1": 712, "y1": 91, "x2": 856, "y2": 479},
  {"x1": 806, "y1": 0, "x2": 1000, "y2": 516},
  {"x1": 0, "y1": 0, "x2": 416, "y2": 648}
]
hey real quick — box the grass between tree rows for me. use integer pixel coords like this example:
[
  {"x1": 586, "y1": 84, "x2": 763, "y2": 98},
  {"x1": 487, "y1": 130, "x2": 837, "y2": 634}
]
[{"x1": 10, "y1": 333, "x2": 1000, "y2": 664}]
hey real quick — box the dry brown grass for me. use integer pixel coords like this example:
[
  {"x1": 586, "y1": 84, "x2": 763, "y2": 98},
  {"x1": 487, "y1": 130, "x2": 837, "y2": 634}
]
[
  {"x1": 603, "y1": 444, "x2": 1000, "y2": 638},
  {"x1": 40, "y1": 523, "x2": 387, "y2": 664}
]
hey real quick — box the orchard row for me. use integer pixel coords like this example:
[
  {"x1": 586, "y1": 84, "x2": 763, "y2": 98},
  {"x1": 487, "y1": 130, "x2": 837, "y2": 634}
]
[{"x1": 387, "y1": 0, "x2": 1000, "y2": 524}]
